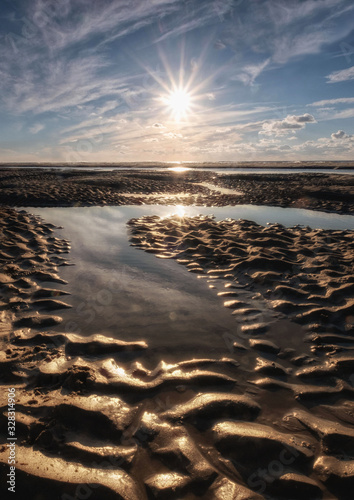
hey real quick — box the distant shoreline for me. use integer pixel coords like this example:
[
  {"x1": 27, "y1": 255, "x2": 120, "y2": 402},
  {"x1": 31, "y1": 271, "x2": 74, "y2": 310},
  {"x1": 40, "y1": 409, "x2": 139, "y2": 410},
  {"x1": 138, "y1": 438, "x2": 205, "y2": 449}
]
[{"x1": 0, "y1": 161, "x2": 354, "y2": 170}]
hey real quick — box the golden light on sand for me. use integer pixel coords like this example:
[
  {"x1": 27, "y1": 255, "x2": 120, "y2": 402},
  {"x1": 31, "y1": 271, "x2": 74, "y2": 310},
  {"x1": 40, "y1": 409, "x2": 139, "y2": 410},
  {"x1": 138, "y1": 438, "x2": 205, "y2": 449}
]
[{"x1": 161, "y1": 87, "x2": 192, "y2": 121}]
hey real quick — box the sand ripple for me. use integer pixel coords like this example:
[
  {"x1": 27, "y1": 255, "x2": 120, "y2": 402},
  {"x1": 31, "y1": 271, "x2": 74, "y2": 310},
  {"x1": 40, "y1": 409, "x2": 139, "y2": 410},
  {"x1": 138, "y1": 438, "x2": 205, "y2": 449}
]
[
  {"x1": 1, "y1": 208, "x2": 354, "y2": 499},
  {"x1": 126, "y1": 214, "x2": 354, "y2": 499}
]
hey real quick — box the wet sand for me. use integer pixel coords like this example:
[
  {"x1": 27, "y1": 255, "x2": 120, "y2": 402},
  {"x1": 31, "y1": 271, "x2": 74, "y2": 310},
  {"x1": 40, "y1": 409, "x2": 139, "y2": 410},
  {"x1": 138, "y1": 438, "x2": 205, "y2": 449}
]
[
  {"x1": 1, "y1": 204, "x2": 354, "y2": 499},
  {"x1": 0, "y1": 168, "x2": 354, "y2": 214}
]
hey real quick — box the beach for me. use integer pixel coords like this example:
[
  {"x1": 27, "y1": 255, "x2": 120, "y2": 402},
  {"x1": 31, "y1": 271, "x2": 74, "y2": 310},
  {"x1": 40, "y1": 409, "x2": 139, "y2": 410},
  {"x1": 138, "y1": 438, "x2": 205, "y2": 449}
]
[
  {"x1": 1, "y1": 168, "x2": 354, "y2": 499},
  {"x1": 1, "y1": 167, "x2": 354, "y2": 214}
]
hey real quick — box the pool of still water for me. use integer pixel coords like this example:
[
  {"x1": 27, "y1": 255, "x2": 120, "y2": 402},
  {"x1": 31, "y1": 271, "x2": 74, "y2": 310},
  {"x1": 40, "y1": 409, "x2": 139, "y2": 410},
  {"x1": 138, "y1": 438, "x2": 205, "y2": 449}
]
[{"x1": 29, "y1": 205, "x2": 354, "y2": 362}]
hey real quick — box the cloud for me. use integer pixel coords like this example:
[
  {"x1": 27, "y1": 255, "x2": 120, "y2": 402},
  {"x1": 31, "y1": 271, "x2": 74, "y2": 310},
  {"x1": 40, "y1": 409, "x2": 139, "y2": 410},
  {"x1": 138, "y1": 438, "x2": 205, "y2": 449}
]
[
  {"x1": 1, "y1": 0, "x2": 353, "y2": 163},
  {"x1": 163, "y1": 132, "x2": 183, "y2": 139},
  {"x1": 0, "y1": 52, "x2": 132, "y2": 115},
  {"x1": 27, "y1": 0, "x2": 181, "y2": 52},
  {"x1": 236, "y1": 59, "x2": 271, "y2": 86},
  {"x1": 292, "y1": 130, "x2": 354, "y2": 158},
  {"x1": 214, "y1": 40, "x2": 226, "y2": 50},
  {"x1": 219, "y1": 0, "x2": 354, "y2": 65},
  {"x1": 331, "y1": 130, "x2": 351, "y2": 139},
  {"x1": 309, "y1": 97, "x2": 354, "y2": 106},
  {"x1": 0, "y1": 0, "x2": 186, "y2": 119},
  {"x1": 94, "y1": 100, "x2": 120, "y2": 115},
  {"x1": 29, "y1": 123, "x2": 44, "y2": 134},
  {"x1": 326, "y1": 65, "x2": 354, "y2": 83},
  {"x1": 330, "y1": 108, "x2": 354, "y2": 119},
  {"x1": 154, "y1": 0, "x2": 234, "y2": 43},
  {"x1": 260, "y1": 114, "x2": 316, "y2": 136},
  {"x1": 294, "y1": 114, "x2": 316, "y2": 123}
]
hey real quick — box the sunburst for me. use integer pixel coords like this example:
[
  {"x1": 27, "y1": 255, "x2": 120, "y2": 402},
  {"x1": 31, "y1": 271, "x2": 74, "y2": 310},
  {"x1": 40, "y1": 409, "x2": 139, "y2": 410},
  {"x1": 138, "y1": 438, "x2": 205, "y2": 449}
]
[{"x1": 162, "y1": 88, "x2": 192, "y2": 121}]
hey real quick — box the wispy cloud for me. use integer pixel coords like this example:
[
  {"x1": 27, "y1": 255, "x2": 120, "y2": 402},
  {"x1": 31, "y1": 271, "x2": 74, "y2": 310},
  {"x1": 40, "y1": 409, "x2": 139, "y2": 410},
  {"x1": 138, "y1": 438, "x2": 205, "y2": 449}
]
[
  {"x1": 0, "y1": 50, "x2": 143, "y2": 116},
  {"x1": 0, "y1": 0, "x2": 186, "y2": 119},
  {"x1": 219, "y1": 0, "x2": 353, "y2": 65},
  {"x1": 29, "y1": 123, "x2": 44, "y2": 134},
  {"x1": 153, "y1": 0, "x2": 234, "y2": 43},
  {"x1": 235, "y1": 59, "x2": 271, "y2": 86},
  {"x1": 0, "y1": 0, "x2": 353, "y2": 162},
  {"x1": 326, "y1": 65, "x2": 354, "y2": 83},
  {"x1": 330, "y1": 108, "x2": 354, "y2": 119},
  {"x1": 26, "y1": 0, "x2": 182, "y2": 52},
  {"x1": 309, "y1": 97, "x2": 354, "y2": 106}
]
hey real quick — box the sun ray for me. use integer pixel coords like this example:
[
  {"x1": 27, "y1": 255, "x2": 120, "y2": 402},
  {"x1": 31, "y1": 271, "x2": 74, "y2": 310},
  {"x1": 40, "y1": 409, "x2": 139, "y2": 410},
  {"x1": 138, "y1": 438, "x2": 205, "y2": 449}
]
[{"x1": 128, "y1": 42, "x2": 223, "y2": 127}]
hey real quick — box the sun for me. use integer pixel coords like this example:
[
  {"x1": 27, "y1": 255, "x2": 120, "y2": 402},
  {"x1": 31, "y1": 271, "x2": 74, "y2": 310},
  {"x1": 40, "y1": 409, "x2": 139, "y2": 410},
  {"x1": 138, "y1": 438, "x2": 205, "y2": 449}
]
[{"x1": 162, "y1": 88, "x2": 192, "y2": 121}]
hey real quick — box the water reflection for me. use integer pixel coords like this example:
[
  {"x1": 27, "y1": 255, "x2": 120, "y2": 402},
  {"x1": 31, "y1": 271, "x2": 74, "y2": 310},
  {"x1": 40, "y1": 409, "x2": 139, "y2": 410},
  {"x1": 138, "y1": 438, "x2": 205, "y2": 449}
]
[
  {"x1": 30, "y1": 205, "x2": 354, "y2": 364},
  {"x1": 31, "y1": 206, "x2": 239, "y2": 363},
  {"x1": 167, "y1": 166, "x2": 191, "y2": 172},
  {"x1": 170, "y1": 205, "x2": 186, "y2": 218}
]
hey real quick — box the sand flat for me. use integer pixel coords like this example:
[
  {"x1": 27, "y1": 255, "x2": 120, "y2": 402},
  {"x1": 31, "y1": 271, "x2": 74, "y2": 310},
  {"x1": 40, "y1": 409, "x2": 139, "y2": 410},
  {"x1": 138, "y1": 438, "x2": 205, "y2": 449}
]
[
  {"x1": 0, "y1": 168, "x2": 354, "y2": 214},
  {"x1": 1, "y1": 203, "x2": 354, "y2": 499}
]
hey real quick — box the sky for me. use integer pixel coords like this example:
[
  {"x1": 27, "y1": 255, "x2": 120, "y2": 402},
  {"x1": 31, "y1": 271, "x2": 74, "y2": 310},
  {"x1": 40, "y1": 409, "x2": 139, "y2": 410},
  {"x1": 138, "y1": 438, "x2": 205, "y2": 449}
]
[{"x1": 0, "y1": 0, "x2": 353, "y2": 163}]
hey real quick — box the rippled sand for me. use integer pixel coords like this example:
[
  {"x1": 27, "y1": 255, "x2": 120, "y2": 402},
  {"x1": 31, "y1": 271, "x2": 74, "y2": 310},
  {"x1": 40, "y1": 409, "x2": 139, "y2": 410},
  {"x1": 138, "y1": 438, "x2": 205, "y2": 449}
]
[
  {"x1": 1, "y1": 168, "x2": 353, "y2": 214},
  {"x1": 1, "y1": 208, "x2": 354, "y2": 499}
]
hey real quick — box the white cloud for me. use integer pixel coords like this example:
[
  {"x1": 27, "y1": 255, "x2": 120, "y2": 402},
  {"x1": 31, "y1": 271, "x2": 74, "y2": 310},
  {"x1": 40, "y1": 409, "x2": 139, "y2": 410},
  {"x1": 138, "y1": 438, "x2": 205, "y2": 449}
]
[
  {"x1": 152, "y1": 123, "x2": 166, "y2": 129},
  {"x1": 260, "y1": 114, "x2": 316, "y2": 136},
  {"x1": 292, "y1": 129, "x2": 354, "y2": 158},
  {"x1": 326, "y1": 65, "x2": 354, "y2": 83}
]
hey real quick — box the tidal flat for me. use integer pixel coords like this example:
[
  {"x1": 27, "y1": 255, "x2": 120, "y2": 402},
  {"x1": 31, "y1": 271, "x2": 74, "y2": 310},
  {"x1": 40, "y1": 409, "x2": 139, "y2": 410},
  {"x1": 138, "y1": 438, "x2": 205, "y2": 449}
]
[{"x1": 1, "y1": 167, "x2": 354, "y2": 499}]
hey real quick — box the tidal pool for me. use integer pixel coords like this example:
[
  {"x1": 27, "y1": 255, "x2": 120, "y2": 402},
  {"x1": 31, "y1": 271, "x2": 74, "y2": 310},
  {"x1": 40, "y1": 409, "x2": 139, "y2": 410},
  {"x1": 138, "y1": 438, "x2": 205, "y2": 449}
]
[{"x1": 29, "y1": 205, "x2": 354, "y2": 364}]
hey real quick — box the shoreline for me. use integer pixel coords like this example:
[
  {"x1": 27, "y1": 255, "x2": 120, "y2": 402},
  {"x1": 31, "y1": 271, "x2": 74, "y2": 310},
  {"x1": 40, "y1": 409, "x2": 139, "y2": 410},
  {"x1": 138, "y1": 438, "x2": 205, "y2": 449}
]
[{"x1": 1, "y1": 161, "x2": 354, "y2": 170}]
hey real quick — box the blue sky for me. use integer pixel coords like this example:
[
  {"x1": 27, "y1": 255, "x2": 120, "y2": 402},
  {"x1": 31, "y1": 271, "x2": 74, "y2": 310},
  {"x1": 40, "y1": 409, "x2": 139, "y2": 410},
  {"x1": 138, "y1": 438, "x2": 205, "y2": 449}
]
[{"x1": 0, "y1": 0, "x2": 353, "y2": 162}]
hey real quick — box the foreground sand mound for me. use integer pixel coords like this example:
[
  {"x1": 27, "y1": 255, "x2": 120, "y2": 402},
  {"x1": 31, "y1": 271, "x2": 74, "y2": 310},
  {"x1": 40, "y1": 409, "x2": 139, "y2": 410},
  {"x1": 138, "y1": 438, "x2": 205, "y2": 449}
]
[{"x1": 1, "y1": 208, "x2": 354, "y2": 499}]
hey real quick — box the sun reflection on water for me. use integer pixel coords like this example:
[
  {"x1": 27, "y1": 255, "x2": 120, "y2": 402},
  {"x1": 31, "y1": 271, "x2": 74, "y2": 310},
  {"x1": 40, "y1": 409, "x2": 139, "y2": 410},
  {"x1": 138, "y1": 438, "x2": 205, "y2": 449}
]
[
  {"x1": 168, "y1": 166, "x2": 191, "y2": 172},
  {"x1": 174, "y1": 205, "x2": 186, "y2": 218},
  {"x1": 163, "y1": 205, "x2": 186, "y2": 219}
]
